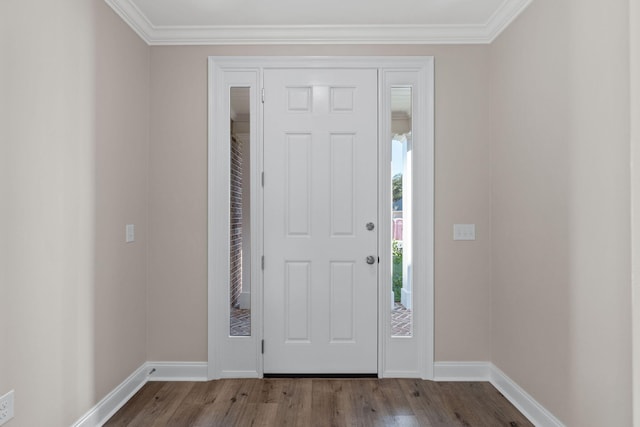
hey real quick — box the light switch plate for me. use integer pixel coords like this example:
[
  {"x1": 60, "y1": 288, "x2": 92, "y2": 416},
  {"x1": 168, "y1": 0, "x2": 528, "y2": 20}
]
[
  {"x1": 453, "y1": 224, "x2": 476, "y2": 241},
  {"x1": 126, "y1": 224, "x2": 135, "y2": 243}
]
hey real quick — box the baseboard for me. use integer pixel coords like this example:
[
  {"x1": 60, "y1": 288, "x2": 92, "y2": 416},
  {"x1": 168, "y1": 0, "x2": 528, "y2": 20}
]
[
  {"x1": 384, "y1": 369, "x2": 427, "y2": 378},
  {"x1": 72, "y1": 362, "x2": 208, "y2": 426},
  {"x1": 147, "y1": 361, "x2": 209, "y2": 381},
  {"x1": 434, "y1": 362, "x2": 565, "y2": 427},
  {"x1": 433, "y1": 361, "x2": 492, "y2": 381},
  {"x1": 219, "y1": 370, "x2": 261, "y2": 378},
  {"x1": 489, "y1": 365, "x2": 565, "y2": 427},
  {"x1": 71, "y1": 363, "x2": 150, "y2": 427},
  {"x1": 74, "y1": 360, "x2": 563, "y2": 427}
]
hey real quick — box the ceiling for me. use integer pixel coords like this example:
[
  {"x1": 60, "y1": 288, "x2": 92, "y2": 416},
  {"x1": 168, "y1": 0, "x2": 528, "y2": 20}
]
[{"x1": 105, "y1": 0, "x2": 533, "y2": 45}]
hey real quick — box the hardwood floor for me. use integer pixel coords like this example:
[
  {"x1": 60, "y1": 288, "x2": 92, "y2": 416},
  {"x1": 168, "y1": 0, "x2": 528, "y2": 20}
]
[{"x1": 104, "y1": 378, "x2": 533, "y2": 426}]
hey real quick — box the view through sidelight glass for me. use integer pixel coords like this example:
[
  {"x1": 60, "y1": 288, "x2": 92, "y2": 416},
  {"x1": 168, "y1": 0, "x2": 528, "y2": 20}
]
[
  {"x1": 391, "y1": 86, "x2": 413, "y2": 337},
  {"x1": 229, "y1": 87, "x2": 251, "y2": 337}
]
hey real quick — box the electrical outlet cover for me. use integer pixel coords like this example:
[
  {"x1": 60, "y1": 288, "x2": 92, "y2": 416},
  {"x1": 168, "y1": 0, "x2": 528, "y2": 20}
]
[{"x1": 0, "y1": 390, "x2": 14, "y2": 426}]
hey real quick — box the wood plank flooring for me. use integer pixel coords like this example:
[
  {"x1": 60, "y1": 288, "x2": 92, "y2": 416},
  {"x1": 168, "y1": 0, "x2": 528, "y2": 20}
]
[{"x1": 104, "y1": 379, "x2": 533, "y2": 426}]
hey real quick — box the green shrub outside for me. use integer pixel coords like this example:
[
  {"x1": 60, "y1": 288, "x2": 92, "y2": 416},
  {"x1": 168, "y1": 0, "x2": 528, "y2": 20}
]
[{"x1": 392, "y1": 240, "x2": 403, "y2": 303}]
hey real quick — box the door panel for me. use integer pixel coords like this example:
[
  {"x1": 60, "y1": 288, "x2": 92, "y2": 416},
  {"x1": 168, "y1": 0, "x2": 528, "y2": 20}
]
[
  {"x1": 263, "y1": 68, "x2": 378, "y2": 373},
  {"x1": 285, "y1": 133, "x2": 312, "y2": 236}
]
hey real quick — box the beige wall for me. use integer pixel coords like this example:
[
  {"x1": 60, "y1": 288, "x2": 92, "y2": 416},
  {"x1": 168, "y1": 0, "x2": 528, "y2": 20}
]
[
  {"x1": 490, "y1": 0, "x2": 632, "y2": 425},
  {"x1": 1, "y1": 2, "x2": 95, "y2": 424},
  {"x1": 0, "y1": 1, "x2": 149, "y2": 425},
  {"x1": 148, "y1": 45, "x2": 493, "y2": 362},
  {"x1": 93, "y1": 1, "x2": 150, "y2": 400}
]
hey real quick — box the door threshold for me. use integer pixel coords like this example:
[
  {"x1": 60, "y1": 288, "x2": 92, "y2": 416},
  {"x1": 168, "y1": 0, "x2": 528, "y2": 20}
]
[{"x1": 264, "y1": 373, "x2": 378, "y2": 379}]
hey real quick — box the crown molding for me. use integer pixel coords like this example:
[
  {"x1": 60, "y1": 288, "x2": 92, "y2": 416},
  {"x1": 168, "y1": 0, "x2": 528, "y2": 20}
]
[
  {"x1": 484, "y1": 0, "x2": 534, "y2": 41},
  {"x1": 104, "y1": 0, "x2": 533, "y2": 45}
]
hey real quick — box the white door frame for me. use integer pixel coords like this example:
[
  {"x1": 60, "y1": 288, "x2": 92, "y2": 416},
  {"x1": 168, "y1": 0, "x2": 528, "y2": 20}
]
[{"x1": 208, "y1": 56, "x2": 434, "y2": 380}]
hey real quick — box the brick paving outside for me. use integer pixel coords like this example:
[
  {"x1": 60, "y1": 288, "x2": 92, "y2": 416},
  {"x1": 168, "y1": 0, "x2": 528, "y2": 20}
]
[
  {"x1": 391, "y1": 302, "x2": 412, "y2": 336},
  {"x1": 230, "y1": 308, "x2": 251, "y2": 336}
]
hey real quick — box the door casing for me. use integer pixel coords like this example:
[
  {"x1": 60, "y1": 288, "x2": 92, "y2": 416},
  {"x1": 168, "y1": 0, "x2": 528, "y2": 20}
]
[{"x1": 207, "y1": 56, "x2": 435, "y2": 380}]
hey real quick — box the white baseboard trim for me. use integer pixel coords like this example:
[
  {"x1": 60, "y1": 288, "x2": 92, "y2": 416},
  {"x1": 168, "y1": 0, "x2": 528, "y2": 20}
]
[
  {"x1": 383, "y1": 370, "x2": 427, "y2": 378},
  {"x1": 434, "y1": 361, "x2": 565, "y2": 427},
  {"x1": 73, "y1": 362, "x2": 208, "y2": 426},
  {"x1": 74, "y1": 360, "x2": 563, "y2": 427},
  {"x1": 219, "y1": 370, "x2": 261, "y2": 378},
  {"x1": 489, "y1": 365, "x2": 565, "y2": 427},
  {"x1": 71, "y1": 363, "x2": 150, "y2": 427},
  {"x1": 147, "y1": 361, "x2": 209, "y2": 381},
  {"x1": 433, "y1": 361, "x2": 492, "y2": 381}
]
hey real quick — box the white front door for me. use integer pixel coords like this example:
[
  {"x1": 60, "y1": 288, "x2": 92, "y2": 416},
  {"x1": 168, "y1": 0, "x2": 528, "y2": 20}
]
[{"x1": 263, "y1": 68, "x2": 378, "y2": 374}]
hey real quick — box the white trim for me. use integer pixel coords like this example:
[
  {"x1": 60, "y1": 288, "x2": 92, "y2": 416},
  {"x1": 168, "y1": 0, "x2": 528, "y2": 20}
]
[
  {"x1": 433, "y1": 361, "x2": 492, "y2": 381},
  {"x1": 72, "y1": 362, "x2": 208, "y2": 426},
  {"x1": 490, "y1": 365, "x2": 565, "y2": 427},
  {"x1": 104, "y1": 0, "x2": 533, "y2": 45},
  {"x1": 378, "y1": 62, "x2": 434, "y2": 380},
  {"x1": 434, "y1": 362, "x2": 565, "y2": 427},
  {"x1": 103, "y1": 0, "x2": 155, "y2": 44},
  {"x1": 146, "y1": 362, "x2": 209, "y2": 382},
  {"x1": 208, "y1": 57, "x2": 228, "y2": 380},
  {"x1": 209, "y1": 56, "x2": 434, "y2": 379},
  {"x1": 483, "y1": 0, "x2": 534, "y2": 41},
  {"x1": 219, "y1": 370, "x2": 262, "y2": 379},
  {"x1": 71, "y1": 363, "x2": 149, "y2": 427},
  {"x1": 73, "y1": 360, "x2": 562, "y2": 427},
  {"x1": 208, "y1": 56, "x2": 436, "y2": 70},
  {"x1": 208, "y1": 63, "x2": 263, "y2": 380},
  {"x1": 383, "y1": 370, "x2": 429, "y2": 378}
]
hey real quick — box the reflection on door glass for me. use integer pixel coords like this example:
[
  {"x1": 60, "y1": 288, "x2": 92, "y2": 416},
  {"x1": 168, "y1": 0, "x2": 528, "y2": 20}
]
[
  {"x1": 230, "y1": 87, "x2": 251, "y2": 337},
  {"x1": 391, "y1": 86, "x2": 413, "y2": 337}
]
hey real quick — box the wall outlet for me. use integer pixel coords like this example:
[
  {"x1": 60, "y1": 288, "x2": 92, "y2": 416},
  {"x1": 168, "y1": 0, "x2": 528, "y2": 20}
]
[{"x1": 0, "y1": 390, "x2": 14, "y2": 426}]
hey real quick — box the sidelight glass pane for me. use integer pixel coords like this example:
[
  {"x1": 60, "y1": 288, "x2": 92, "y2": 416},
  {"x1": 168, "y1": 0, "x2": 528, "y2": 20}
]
[
  {"x1": 230, "y1": 87, "x2": 251, "y2": 337},
  {"x1": 390, "y1": 86, "x2": 413, "y2": 337}
]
